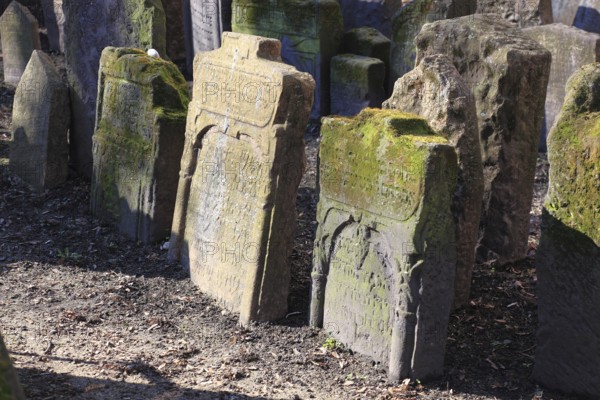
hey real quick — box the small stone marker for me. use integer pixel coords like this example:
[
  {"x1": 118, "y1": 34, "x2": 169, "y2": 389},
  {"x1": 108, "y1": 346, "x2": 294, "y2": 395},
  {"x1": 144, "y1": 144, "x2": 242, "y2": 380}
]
[
  {"x1": 524, "y1": 23, "x2": 600, "y2": 151},
  {"x1": 574, "y1": 0, "x2": 600, "y2": 33},
  {"x1": 10, "y1": 50, "x2": 69, "y2": 192},
  {"x1": 310, "y1": 108, "x2": 458, "y2": 382},
  {"x1": 384, "y1": 54, "x2": 484, "y2": 308},
  {"x1": 337, "y1": 0, "x2": 403, "y2": 37},
  {"x1": 416, "y1": 14, "x2": 552, "y2": 264},
  {"x1": 0, "y1": 334, "x2": 25, "y2": 400},
  {"x1": 168, "y1": 32, "x2": 315, "y2": 326},
  {"x1": 330, "y1": 54, "x2": 386, "y2": 116},
  {"x1": 341, "y1": 27, "x2": 391, "y2": 92},
  {"x1": 0, "y1": 1, "x2": 41, "y2": 85},
  {"x1": 475, "y1": 0, "x2": 553, "y2": 27},
  {"x1": 533, "y1": 63, "x2": 600, "y2": 399},
  {"x1": 91, "y1": 47, "x2": 190, "y2": 243}
]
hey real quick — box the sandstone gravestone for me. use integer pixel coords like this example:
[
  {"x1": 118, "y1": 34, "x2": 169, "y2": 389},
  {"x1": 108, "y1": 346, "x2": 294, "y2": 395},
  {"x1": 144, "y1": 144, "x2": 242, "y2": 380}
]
[
  {"x1": 383, "y1": 54, "x2": 484, "y2": 308},
  {"x1": 0, "y1": 1, "x2": 41, "y2": 85},
  {"x1": 310, "y1": 108, "x2": 458, "y2": 382},
  {"x1": 232, "y1": 0, "x2": 343, "y2": 119},
  {"x1": 91, "y1": 47, "x2": 189, "y2": 243},
  {"x1": 168, "y1": 32, "x2": 315, "y2": 326},
  {"x1": 62, "y1": 0, "x2": 166, "y2": 178},
  {"x1": 10, "y1": 51, "x2": 69, "y2": 192},
  {"x1": 475, "y1": 0, "x2": 553, "y2": 27},
  {"x1": 574, "y1": 0, "x2": 600, "y2": 33},
  {"x1": 533, "y1": 63, "x2": 600, "y2": 399},
  {"x1": 416, "y1": 14, "x2": 551, "y2": 264},
  {"x1": 330, "y1": 54, "x2": 386, "y2": 116},
  {"x1": 162, "y1": 0, "x2": 186, "y2": 61},
  {"x1": 341, "y1": 27, "x2": 391, "y2": 93},
  {"x1": 0, "y1": 333, "x2": 25, "y2": 400},
  {"x1": 524, "y1": 23, "x2": 600, "y2": 151},
  {"x1": 337, "y1": 0, "x2": 403, "y2": 37}
]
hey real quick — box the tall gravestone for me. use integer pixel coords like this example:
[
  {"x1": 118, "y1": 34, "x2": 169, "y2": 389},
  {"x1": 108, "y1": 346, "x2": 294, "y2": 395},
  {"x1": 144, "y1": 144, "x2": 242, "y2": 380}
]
[
  {"x1": 524, "y1": 24, "x2": 600, "y2": 151},
  {"x1": 162, "y1": 0, "x2": 186, "y2": 62},
  {"x1": 574, "y1": 0, "x2": 600, "y2": 33},
  {"x1": 168, "y1": 32, "x2": 315, "y2": 326},
  {"x1": 0, "y1": 1, "x2": 41, "y2": 85},
  {"x1": 337, "y1": 0, "x2": 403, "y2": 38},
  {"x1": 232, "y1": 0, "x2": 343, "y2": 119},
  {"x1": 475, "y1": 0, "x2": 553, "y2": 27},
  {"x1": 91, "y1": 47, "x2": 189, "y2": 243},
  {"x1": 10, "y1": 50, "x2": 70, "y2": 192},
  {"x1": 62, "y1": 0, "x2": 166, "y2": 178},
  {"x1": 310, "y1": 108, "x2": 457, "y2": 382},
  {"x1": 383, "y1": 54, "x2": 484, "y2": 308},
  {"x1": 533, "y1": 63, "x2": 600, "y2": 399},
  {"x1": 0, "y1": 333, "x2": 25, "y2": 400},
  {"x1": 416, "y1": 14, "x2": 551, "y2": 264}
]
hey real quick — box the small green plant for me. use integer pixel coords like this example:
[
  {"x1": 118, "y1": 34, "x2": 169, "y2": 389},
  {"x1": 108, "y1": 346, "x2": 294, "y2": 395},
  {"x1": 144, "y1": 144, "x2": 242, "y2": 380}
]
[
  {"x1": 57, "y1": 247, "x2": 82, "y2": 261},
  {"x1": 323, "y1": 336, "x2": 344, "y2": 351}
]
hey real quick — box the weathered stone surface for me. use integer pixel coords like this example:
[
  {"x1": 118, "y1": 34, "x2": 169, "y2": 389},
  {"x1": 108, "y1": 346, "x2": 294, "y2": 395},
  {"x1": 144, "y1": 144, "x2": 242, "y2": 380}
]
[
  {"x1": 533, "y1": 63, "x2": 600, "y2": 399},
  {"x1": 574, "y1": 0, "x2": 600, "y2": 33},
  {"x1": 0, "y1": 1, "x2": 41, "y2": 85},
  {"x1": 232, "y1": 0, "x2": 343, "y2": 119},
  {"x1": 9, "y1": 50, "x2": 69, "y2": 192},
  {"x1": 310, "y1": 108, "x2": 457, "y2": 382},
  {"x1": 383, "y1": 54, "x2": 483, "y2": 308},
  {"x1": 331, "y1": 54, "x2": 385, "y2": 117},
  {"x1": 341, "y1": 27, "x2": 391, "y2": 92},
  {"x1": 524, "y1": 23, "x2": 600, "y2": 151},
  {"x1": 91, "y1": 47, "x2": 189, "y2": 243},
  {"x1": 390, "y1": 0, "x2": 475, "y2": 85},
  {"x1": 475, "y1": 0, "x2": 553, "y2": 27},
  {"x1": 62, "y1": 0, "x2": 167, "y2": 178},
  {"x1": 162, "y1": 0, "x2": 186, "y2": 61},
  {"x1": 168, "y1": 32, "x2": 315, "y2": 326},
  {"x1": 0, "y1": 333, "x2": 25, "y2": 400},
  {"x1": 416, "y1": 14, "x2": 551, "y2": 264},
  {"x1": 337, "y1": 0, "x2": 402, "y2": 37},
  {"x1": 41, "y1": 0, "x2": 61, "y2": 52}
]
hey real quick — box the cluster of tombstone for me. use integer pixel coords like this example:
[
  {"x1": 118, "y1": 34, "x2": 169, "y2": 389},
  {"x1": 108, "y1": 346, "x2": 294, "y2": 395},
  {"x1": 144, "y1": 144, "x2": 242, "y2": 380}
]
[{"x1": 0, "y1": 0, "x2": 598, "y2": 397}]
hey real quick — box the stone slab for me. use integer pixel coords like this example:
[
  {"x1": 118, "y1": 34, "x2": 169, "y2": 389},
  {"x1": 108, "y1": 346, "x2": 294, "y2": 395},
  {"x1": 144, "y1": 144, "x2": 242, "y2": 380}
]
[
  {"x1": 475, "y1": 0, "x2": 553, "y2": 27},
  {"x1": 341, "y1": 27, "x2": 391, "y2": 93},
  {"x1": 0, "y1": 334, "x2": 25, "y2": 400}
]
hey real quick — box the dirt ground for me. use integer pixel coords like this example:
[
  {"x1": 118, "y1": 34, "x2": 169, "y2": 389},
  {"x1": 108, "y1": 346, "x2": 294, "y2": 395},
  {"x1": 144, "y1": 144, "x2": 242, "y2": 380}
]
[{"x1": 0, "y1": 74, "x2": 578, "y2": 400}]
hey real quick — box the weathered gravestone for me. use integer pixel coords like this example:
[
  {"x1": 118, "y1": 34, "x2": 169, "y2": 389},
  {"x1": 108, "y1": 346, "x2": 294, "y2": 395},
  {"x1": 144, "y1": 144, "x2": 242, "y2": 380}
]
[
  {"x1": 41, "y1": 0, "x2": 62, "y2": 52},
  {"x1": 168, "y1": 32, "x2": 315, "y2": 326},
  {"x1": 310, "y1": 108, "x2": 458, "y2": 381},
  {"x1": 62, "y1": 0, "x2": 166, "y2": 178},
  {"x1": 574, "y1": 0, "x2": 600, "y2": 33},
  {"x1": 232, "y1": 0, "x2": 343, "y2": 119},
  {"x1": 0, "y1": 333, "x2": 25, "y2": 400},
  {"x1": 337, "y1": 0, "x2": 403, "y2": 38},
  {"x1": 91, "y1": 47, "x2": 189, "y2": 243},
  {"x1": 416, "y1": 14, "x2": 551, "y2": 264},
  {"x1": 10, "y1": 50, "x2": 69, "y2": 192},
  {"x1": 383, "y1": 54, "x2": 484, "y2": 308},
  {"x1": 341, "y1": 27, "x2": 391, "y2": 93},
  {"x1": 0, "y1": 1, "x2": 41, "y2": 85},
  {"x1": 162, "y1": 0, "x2": 186, "y2": 62},
  {"x1": 475, "y1": 0, "x2": 553, "y2": 27},
  {"x1": 533, "y1": 63, "x2": 600, "y2": 399},
  {"x1": 524, "y1": 23, "x2": 600, "y2": 151},
  {"x1": 330, "y1": 54, "x2": 386, "y2": 116}
]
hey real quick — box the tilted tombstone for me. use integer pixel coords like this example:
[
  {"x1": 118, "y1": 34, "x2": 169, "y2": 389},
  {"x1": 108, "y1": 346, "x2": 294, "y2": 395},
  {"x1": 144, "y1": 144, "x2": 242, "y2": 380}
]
[
  {"x1": 310, "y1": 108, "x2": 458, "y2": 382},
  {"x1": 162, "y1": 0, "x2": 186, "y2": 62},
  {"x1": 383, "y1": 54, "x2": 484, "y2": 308},
  {"x1": 0, "y1": 1, "x2": 41, "y2": 85},
  {"x1": 341, "y1": 27, "x2": 391, "y2": 92},
  {"x1": 533, "y1": 63, "x2": 600, "y2": 399},
  {"x1": 10, "y1": 50, "x2": 69, "y2": 192},
  {"x1": 232, "y1": 0, "x2": 343, "y2": 119},
  {"x1": 0, "y1": 333, "x2": 25, "y2": 400},
  {"x1": 91, "y1": 47, "x2": 190, "y2": 244},
  {"x1": 168, "y1": 32, "x2": 315, "y2": 326},
  {"x1": 416, "y1": 14, "x2": 552, "y2": 264},
  {"x1": 62, "y1": 0, "x2": 166, "y2": 178},
  {"x1": 337, "y1": 0, "x2": 403, "y2": 38},
  {"x1": 475, "y1": 0, "x2": 553, "y2": 27},
  {"x1": 524, "y1": 23, "x2": 600, "y2": 151},
  {"x1": 573, "y1": 0, "x2": 600, "y2": 34}
]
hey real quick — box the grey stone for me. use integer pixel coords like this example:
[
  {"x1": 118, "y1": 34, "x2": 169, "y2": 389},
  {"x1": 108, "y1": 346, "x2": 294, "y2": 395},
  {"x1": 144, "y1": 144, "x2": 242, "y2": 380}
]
[
  {"x1": 475, "y1": 0, "x2": 553, "y2": 27},
  {"x1": 162, "y1": 0, "x2": 186, "y2": 61},
  {"x1": 337, "y1": 0, "x2": 403, "y2": 38},
  {"x1": 574, "y1": 0, "x2": 600, "y2": 33},
  {"x1": 41, "y1": 0, "x2": 62, "y2": 52},
  {"x1": 341, "y1": 27, "x2": 391, "y2": 92},
  {"x1": 0, "y1": 333, "x2": 25, "y2": 400}
]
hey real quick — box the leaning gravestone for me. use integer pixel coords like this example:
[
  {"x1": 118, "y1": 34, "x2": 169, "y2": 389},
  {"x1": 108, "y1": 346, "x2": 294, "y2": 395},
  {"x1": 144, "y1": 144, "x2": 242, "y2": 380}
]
[
  {"x1": 168, "y1": 32, "x2": 315, "y2": 326},
  {"x1": 91, "y1": 47, "x2": 189, "y2": 244},
  {"x1": 232, "y1": 0, "x2": 343, "y2": 119},
  {"x1": 524, "y1": 23, "x2": 600, "y2": 151},
  {"x1": 383, "y1": 54, "x2": 484, "y2": 308},
  {"x1": 310, "y1": 108, "x2": 457, "y2": 381},
  {"x1": 533, "y1": 63, "x2": 600, "y2": 399},
  {"x1": 574, "y1": 0, "x2": 600, "y2": 34},
  {"x1": 0, "y1": 1, "x2": 41, "y2": 85},
  {"x1": 330, "y1": 54, "x2": 386, "y2": 116},
  {"x1": 0, "y1": 333, "x2": 25, "y2": 400},
  {"x1": 337, "y1": 0, "x2": 403, "y2": 37},
  {"x1": 62, "y1": 0, "x2": 166, "y2": 178},
  {"x1": 416, "y1": 14, "x2": 551, "y2": 264},
  {"x1": 341, "y1": 27, "x2": 391, "y2": 93},
  {"x1": 10, "y1": 50, "x2": 69, "y2": 192},
  {"x1": 475, "y1": 0, "x2": 553, "y2": 27}
]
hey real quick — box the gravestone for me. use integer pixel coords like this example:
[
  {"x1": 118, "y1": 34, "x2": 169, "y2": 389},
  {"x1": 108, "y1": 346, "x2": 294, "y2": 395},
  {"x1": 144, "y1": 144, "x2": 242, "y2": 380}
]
[
  {"x1": 337, "y1": 0, "x2": 403, "y2": 38},
  {"x1": 62, "y1": 0, "x2": 166, "y2": 178},
  {"x1": 533, "y1": 63, "x2": 600, "y2": 399},
  {"x1": 475, "y1": 0, "x2": 553, "y2": 27},
  {"x1": 383, "y1": 54, "x2": 483, "y2": 308},
  {"x1": 162, "y1": 0, "x2": 186, "y2": 61},
  {"x1": 168, "y1": 32, "x2": 315, "y2": 326},
  {"x1": 0, "y1": 1, "x2": 41, "y2": 85},
  {"x1": 341, "y1": 27, "x2": 391, "y2": 92},
  {"x1": 330, "y1": 54, "x2": 386, "y2": 116},
  {"x1": 310, "y1": 108, "x2": 457, "y2": 382},
  {"x1": 232, "y1": 0, "x2": 343, "y2": 119},
  {"x1": 10, "y1": 50, "x2": 69, "y2": 192},
  {"x1": 416, "y1": 14, "x2": 551, "y2": 265},
  {"x1": 0, "y1": 333, "x2": 25, "y2": 400},
  {"x1": 41, "y1": 0, "x2": 61, "y2": 52},
  {"x1": 91, "y1": 47, "x2": 189, "y2": 243},
  {"x1": 574, "y1": 0, "x2": 600, "y2": 33},
  {"x1": 524, "y1": 24, "x2": 600, "y2": 151}
]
